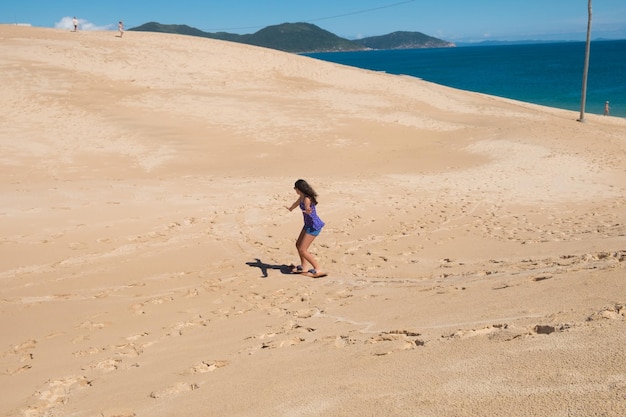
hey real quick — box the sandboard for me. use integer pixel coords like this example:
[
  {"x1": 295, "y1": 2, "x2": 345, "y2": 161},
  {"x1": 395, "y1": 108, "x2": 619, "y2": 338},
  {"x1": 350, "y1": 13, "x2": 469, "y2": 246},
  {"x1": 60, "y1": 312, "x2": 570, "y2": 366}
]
[
  {"x1": 289, "y1": 265, "x2": 327, "y2": 278},
  {"x1": 304, "y1": 271, "x2": 328, "y2": 278}
]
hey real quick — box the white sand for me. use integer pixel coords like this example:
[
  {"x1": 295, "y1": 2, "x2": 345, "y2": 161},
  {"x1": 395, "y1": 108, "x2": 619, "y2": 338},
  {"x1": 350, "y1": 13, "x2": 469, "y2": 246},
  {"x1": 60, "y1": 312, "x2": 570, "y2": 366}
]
[{"x1": 1, "y1": 25, "x2": 625, "y2": 417}]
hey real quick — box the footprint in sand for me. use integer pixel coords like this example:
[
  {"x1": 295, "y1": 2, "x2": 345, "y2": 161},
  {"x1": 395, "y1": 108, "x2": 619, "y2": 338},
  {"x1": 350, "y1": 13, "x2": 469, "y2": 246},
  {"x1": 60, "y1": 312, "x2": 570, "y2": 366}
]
[
  {"x1": 131, "y1": 295, "x2": 175, "y2": 315},
  {"x1": 3, "y1": 339, "x2": 36, "y2": 374},
  {"x1": 261, "y1": 337, "x2": 306, "y2": 350},
  {"x1": 327, "y1": 334, "x2": 359, "y2": 348},
  {"x1": 367, "y1": 330, "x2": 425, "y2": 355},
  {"x1": 149, "y1": 382, "x2": 200, "y2": 399},
  {"x1": 23, "y1": 376, "x2": 91, "y2": 416},
  {"x1": 290, "y1": 308, "x2": 320, "y2": 319},
  {"x1": 443, "y1": 324, "x2": 516, "y2": 340},
  {"x1": 183, "y1": 360, "x2": 229, "y2": 375},
  {"x1": 531, "y1": 275, "x2": 552, "y2": 282},
  {"x1": 164, "y1": 317, "x2": 209, "y2": 337},
  {"x1": 77, "y1": 320, "x2": 109, "y2": 330},
  {"x1": 242, "y1": 333, "x2": 307, "y2": 354},
  {"x1": 4, "y1": 364, "x2": 32, "y2": 376},
  {"x1": 73, "y1": 347, "x2": 101, "y2": 357},
  {"x1": 106, "y1": 342, "x2": 143, "y2": 357},
  {"x1": 89, "y1": 358, "x2": 122, "y2": 373},
  {"x1": 587, "y1": 303, "x2": 625, "y2": 321},
  {"x1": 125, "y1": 332, "x2": 150, "y2": 342},
  {"x1": 12, "y1": 339, "x2": 37, "y2": 354}
]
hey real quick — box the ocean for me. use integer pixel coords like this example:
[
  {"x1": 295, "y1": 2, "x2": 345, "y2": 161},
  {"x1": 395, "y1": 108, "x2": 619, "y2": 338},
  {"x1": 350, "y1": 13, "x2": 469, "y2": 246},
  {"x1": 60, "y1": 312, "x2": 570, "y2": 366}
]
[{"x1": 306, "y1": 40, "x2": 626, "y2": 118}]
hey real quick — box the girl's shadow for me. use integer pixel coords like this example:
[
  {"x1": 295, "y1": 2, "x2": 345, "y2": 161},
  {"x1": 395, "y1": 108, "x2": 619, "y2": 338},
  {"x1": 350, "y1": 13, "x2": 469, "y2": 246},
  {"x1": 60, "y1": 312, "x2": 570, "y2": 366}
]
[{"x1": 246, "y1": 258, "x2": 294, "y2": 278}]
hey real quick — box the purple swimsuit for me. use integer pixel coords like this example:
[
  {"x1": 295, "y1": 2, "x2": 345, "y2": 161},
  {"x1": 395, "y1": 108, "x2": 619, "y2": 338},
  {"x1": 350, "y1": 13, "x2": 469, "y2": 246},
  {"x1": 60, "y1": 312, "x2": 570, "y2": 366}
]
[{"x1": 300, "y1": 200, "x2": 325, "y2": 231}]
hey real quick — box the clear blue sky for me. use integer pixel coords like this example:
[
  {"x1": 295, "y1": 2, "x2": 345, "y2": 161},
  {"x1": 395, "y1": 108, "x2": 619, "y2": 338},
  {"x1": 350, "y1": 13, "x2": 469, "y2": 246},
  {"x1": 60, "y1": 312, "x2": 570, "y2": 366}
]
[{"x1": 2, "y1": 0, "x2": 625, "y2": 42}]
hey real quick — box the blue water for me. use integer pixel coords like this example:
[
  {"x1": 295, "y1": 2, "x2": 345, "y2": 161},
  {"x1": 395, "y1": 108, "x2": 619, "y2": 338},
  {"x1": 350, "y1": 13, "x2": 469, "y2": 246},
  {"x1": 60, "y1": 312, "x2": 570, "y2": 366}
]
[{"x1": 306, "y1": 40, "x2": 626, "y2": 118}]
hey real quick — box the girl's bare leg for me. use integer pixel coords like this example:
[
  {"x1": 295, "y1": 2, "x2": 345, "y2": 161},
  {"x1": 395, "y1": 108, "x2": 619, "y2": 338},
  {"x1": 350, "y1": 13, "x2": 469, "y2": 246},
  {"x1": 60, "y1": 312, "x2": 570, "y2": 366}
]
[{"x1": 295, "y1": 229, "x2": 320, "y2": 272}]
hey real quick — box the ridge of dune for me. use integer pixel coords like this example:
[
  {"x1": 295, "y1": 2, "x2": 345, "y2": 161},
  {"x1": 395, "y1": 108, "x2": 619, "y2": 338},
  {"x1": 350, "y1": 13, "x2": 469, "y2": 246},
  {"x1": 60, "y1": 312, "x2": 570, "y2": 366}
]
[{"x1": 1, "y1": 25, "x2": 625, "y2": 417}]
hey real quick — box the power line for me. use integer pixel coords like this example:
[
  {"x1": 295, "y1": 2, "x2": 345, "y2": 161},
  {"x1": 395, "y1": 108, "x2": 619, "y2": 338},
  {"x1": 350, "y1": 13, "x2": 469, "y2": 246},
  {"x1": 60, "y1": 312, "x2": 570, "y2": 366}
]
[
  {"x1": 207, "y1": 0, "x2": 416, "y2": 32},
  {"x1": 308, "y1": 0, "x2": 416, "y2": 23}
]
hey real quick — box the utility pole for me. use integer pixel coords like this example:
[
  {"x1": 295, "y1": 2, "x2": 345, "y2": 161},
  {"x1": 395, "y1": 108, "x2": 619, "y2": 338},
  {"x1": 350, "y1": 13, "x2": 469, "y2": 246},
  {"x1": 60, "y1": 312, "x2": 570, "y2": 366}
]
[{"x1": 578, "y1": 0, "x2": 592, "y2": 122}]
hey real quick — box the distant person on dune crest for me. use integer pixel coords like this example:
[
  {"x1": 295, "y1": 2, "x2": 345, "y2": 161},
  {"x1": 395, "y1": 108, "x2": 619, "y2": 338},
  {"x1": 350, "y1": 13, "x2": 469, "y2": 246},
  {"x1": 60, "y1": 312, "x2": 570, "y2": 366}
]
[
  {"x1": 118, "y1": 21, "x2": 124, "y2": 38},
  {"x1": 604, "y1": 101, "x2": 610, "y2": 116},
  {"x1": 72, "y1": 17, "x2": 78, "y2": 32}
]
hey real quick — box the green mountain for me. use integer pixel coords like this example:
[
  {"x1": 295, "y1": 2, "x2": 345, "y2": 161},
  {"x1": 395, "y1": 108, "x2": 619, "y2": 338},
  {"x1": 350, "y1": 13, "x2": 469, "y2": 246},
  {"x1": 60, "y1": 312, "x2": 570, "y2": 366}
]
[
  {"x1": 353, "y1": 31, "x2": 454, "y2": 49},
  {"x1": 242, "y1": 23, "x2": 360, "y2": 52},
  {"x1": 130, "y1": 22, "x2": 454, "y2": 53},
  {"x1": 128, "y1": 22, "x2": 242, "y2": 42}
]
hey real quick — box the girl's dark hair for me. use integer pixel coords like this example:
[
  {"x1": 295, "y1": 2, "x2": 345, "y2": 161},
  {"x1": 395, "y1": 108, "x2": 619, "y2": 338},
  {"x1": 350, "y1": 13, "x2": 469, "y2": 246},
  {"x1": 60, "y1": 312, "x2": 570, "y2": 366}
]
[{"x1": 294, "y1": 179, "x2": 319, "y2": 205}]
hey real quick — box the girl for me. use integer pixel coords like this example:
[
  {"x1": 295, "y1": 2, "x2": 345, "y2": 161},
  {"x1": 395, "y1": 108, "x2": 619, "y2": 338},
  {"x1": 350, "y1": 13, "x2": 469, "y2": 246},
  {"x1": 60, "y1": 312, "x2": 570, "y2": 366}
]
[{"x1": 286, "y1": 179, "x2": 326, "y2": 278}]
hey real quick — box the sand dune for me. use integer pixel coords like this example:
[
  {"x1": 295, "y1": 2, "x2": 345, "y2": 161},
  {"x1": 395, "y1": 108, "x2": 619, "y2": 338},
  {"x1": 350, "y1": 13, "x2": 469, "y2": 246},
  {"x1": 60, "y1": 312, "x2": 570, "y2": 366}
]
[{"x1": 1, "y1": 25, "x2": 625, "y2": 417}]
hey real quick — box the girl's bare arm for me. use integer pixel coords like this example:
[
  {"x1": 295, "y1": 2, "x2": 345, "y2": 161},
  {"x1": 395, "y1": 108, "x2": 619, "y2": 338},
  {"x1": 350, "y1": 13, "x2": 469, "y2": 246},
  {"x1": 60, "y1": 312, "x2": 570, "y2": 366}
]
[{"x1": 286, "y1": 198, "x2": 301, "y2": 211}]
